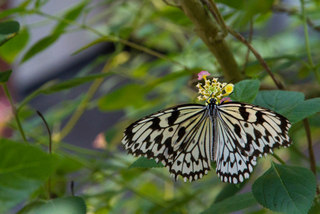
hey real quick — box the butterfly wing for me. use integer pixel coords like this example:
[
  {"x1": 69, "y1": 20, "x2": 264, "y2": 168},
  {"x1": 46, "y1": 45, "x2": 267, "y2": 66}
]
[
  {"x1": 214, "y1": 102, "x2": 291, "y2": 184},
  {"x1": 122, "y1": 104, "x2": 213, "y2": 181}
]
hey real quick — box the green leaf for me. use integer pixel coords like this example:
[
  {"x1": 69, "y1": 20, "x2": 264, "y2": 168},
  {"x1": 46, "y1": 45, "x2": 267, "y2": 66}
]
[
  {"x1": 230, "y1": 79, "x2": 260, "y2": 103},
  {"x1": 72, "y1": 38, "x2": 107, "y2": 55},
  {"x1": 54, "y1": 154, "x2": 84, "y2": 174},
  {"x1": 201, "y1": 192, "x2": 256, "y2": 214},
  {"x1": 0, "y1": 20, "x2": 20, "y2": 46},
  {"x1": 98, "y1": 84, "x2": 145, "y2": 111},
  {"x1": 17, "y1": 201, "x2": 46, "y2": 214},
  {"x1": 21, "y1": 2, "x2": 86, "y2": 62},
  {"x1": 21, "y1": 34, "x2": 59, "y2": 62},
  {"x1": 53, "y1": 2, "x2": 86, "y2": 34},
  {"x1": 0, "y1": 70, "x2": 12, "y2": 83},
  {"x1": 19, "y1": 197, "x2": 86, "y2": 214},
  {"x1": 0, "y1": 7, "x2": 26, "y2": 19},
  {"x1": 0, "y1": 20, "x2": 20, "y2": 35},
  {"x1": 253, "y1": 90, "x2": 304, "y2": 115},
  {"x1": 0, "y1": 139, "x2": 56, "y2": 212},
  {"x1": 252, "y1": 163, "x2": 316, "y2": 214},
  {"x1": 129, "y1": 157, "x2": 164, "y2": 169},
  {"x1": 285, "y1": 98, "x2": 320, "y2": 123},
  {"x1": 254, "y1": 91, "x2": 320, "y2": 123},
  {"x1": 0, "y1": 28, "x2": 29, "y2": 63}
]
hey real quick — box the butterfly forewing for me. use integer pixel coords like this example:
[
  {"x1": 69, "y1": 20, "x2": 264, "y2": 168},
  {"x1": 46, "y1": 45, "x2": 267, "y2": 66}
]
[
  {"x1": 214, "y1": 102, "x2": 291, "y2": 183},
  {"x1": 122, "y1": 104, "x2": 213, "y2": 181}
]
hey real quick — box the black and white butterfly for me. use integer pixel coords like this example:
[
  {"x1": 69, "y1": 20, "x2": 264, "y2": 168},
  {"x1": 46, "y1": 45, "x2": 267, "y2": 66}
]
[{"x1": 122, "y1": 98, "x2": 291, "y2": 184}]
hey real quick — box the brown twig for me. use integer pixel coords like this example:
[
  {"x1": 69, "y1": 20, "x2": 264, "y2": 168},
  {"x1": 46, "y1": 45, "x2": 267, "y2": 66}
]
[
  {"x1": 242, "y1": 20, "x2": 253, "y2": 74},
  {"x1": 227, "y1": 27, "x2": 284, "y2": 89},
  {"x1": 205, "y1": 0, "x2": 228, "y2": 36},
  {"x1": 36, "y1": 110, "x2": 53, "y2": 199},
  {"x1": 303, "y1": 116, "x2": 316, "y2": 175},
  {"x1": 36, "y1": 110, "x2": 52, "y2": 154}
]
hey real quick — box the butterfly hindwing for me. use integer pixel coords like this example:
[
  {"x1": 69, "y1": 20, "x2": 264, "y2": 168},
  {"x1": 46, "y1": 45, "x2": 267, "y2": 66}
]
[
  {"x1": 122, "y1": 104, "x2": 213, "y2": 181},
  {"x1": 214, "y1": 102, "x2": 291, "y2": 183}
]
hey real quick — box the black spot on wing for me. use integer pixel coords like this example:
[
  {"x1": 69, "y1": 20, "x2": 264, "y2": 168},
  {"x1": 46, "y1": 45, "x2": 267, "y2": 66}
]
[
  {"x1": 234, "y1": 124, "x2": 241, "y2": 138},
  {"x1": 255, "y1": 111, "x2": 265, "y2": 124},
  {"x1": 177, "y1": 127, "x2": 186, "y2": 142},
  {"x1": 167, "y1": 108, "x2": 180, "y2": 126},
  {"x1": 124, "y1": 124, "x2": 135, "y2": 142},
  {"x1": 164, "y1": 137, "x2": 173, "y2": 154},
  {"x1": 150, "y1": 117, "x2": 161, "y2": 130},
  {"x1": 239, "y1": 105, "x2": 249, "y2": 120},
  {"x1": 254, "y1": 129, "x2": 262, "y2": 141},
  {"x1": 154, "y1": 134, "x2": 163, "y2": 144},
  {"x1": 145, "y1": 135, "x2": 152, "y2": 149}
]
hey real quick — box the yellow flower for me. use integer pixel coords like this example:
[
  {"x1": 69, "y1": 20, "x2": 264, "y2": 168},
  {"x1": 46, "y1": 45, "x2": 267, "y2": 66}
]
[
  {"x1": 196, "y1": 71, "x2": 233, "y2": 104},
  {"x1": 224, "y1": 84, "x2": 234, "y2": 95}
]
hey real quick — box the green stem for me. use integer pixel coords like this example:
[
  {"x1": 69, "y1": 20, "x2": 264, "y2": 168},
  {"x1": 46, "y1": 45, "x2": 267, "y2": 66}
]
[
  {"x1": 179, "y1": 0, "x2": 243, "y2": 82},
  {"x1": 2, "y1": 84, "x2": 27, "y2": 142},
  {"x1": 300, "y1": 0, "x2": 320, "y2": 84}
]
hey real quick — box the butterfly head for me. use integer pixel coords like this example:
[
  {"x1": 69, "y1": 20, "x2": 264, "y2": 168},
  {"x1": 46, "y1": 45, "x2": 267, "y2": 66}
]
[{"x1": 196, "y1": 71, "x2": 234, "y2": 105}]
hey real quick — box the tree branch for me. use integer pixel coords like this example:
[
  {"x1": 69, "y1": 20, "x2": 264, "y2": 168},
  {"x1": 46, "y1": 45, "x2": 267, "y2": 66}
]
[{"x1": 179, "y1": 0, "x2": 243, "y2": 82}]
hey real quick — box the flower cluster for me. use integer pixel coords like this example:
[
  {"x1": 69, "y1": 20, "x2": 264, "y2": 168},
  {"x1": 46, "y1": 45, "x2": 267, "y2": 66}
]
[{"x1": 196, "y1": 71, "x2": 234, "y2": 104}]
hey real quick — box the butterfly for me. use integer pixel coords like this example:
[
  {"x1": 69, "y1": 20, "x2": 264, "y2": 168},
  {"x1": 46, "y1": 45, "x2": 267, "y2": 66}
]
[{"x1": 121, "y1": 78, "x2": 291, "y2": 184}]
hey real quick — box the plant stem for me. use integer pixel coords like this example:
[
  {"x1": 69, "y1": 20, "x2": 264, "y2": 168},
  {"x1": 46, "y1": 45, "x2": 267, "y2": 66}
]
[
  {"x1": 300, "y1": 0, "x2": 320, "y2": 84},
  {"x1": 206, "y1": 0, "x2": 228, "y2": 36},
  {"x1": 179, "y1": 0, "x2": 243, "y2": 82},
  {"x1": 2, "y1": 84, "x2": 27, "y2": 142},
  {"x1": 303, "y1": 119, "x2": 316, "y2": 175},
  {"x1": 242, "y1": 20, "x2": 253, "y2": 73},
  {"x1": 300, "y1": 0, "x2": 317, "y2": 177},
  {"x1": 227, "y1": 27, "x2": 284, "y2": 89}
]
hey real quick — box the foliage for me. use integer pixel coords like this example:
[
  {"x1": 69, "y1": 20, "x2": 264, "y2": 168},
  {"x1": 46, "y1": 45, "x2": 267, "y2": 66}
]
[{"x1": 0, "y1": 0, "x2": 320, "y2": 213}]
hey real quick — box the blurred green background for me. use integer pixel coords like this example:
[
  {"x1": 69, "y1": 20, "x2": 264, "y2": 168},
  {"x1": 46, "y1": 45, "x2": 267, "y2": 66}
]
[{"x1": 0, "y1": 0, "x2": 319, "y2": 213}]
